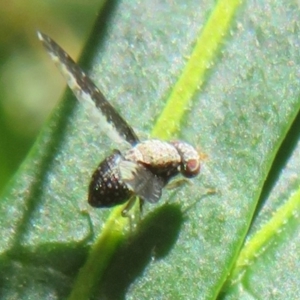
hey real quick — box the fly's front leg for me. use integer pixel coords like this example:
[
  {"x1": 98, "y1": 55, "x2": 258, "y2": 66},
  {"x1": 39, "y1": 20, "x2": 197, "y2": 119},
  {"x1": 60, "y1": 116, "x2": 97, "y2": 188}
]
[{"x1": 165, "y1": 178, "x2": 192, "y2": 190}]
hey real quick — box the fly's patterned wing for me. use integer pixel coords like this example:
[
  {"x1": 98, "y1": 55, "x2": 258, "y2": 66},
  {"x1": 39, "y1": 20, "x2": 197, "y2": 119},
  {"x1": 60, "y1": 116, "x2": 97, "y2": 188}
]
[
  {"x1": 119, "y1": 160, "x2": 166, "y2": 203},
  {"x1": 37, "y1": 31, "x2": 139, "y2": 146}
]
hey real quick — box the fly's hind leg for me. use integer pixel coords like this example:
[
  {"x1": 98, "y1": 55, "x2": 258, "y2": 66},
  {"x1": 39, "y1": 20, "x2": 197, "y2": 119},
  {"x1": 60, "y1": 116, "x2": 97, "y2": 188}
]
[
  {"x1": 121, "y1": 196, "x2": 142, "y2": 231},
  {"x1": 121, "y1": 196, "x2": 137, "y2": 217}
]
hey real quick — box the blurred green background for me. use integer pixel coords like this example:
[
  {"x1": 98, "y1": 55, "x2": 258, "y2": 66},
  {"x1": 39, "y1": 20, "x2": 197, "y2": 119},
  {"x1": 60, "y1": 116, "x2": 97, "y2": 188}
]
[{"x1": 0, "y1": 0, "x2": 102, "y2": 194}]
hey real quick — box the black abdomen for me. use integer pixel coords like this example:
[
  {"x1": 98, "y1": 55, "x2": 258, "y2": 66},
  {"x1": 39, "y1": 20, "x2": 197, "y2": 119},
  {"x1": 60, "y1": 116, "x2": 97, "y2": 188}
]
[{"x1": 88, "y1": 150, "x2": 132, "y2": 207}]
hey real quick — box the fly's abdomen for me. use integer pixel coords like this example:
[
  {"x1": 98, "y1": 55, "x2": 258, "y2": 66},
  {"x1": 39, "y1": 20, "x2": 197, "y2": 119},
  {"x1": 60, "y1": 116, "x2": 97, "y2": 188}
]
[{"x1": 88, "y1": 150, "x2": 132, "y2": 207}]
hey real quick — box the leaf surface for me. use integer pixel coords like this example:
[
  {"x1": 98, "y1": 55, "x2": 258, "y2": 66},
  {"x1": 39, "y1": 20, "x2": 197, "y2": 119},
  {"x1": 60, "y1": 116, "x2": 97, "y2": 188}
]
[{"x1": 0, "y1": 1, "x2": 299, "y2": 299}]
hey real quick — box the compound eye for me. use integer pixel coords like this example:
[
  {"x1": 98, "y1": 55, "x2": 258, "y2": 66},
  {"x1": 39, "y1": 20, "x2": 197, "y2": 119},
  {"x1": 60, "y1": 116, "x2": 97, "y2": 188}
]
[{"x1": 182, "y1": 158, "x2": 200, "y2": 178}]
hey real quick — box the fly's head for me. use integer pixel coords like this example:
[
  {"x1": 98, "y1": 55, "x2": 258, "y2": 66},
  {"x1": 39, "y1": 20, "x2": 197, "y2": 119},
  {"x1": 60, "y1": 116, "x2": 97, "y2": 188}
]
[{"x1": 170, "y1": 141, "x2": 201, "y2": 178}]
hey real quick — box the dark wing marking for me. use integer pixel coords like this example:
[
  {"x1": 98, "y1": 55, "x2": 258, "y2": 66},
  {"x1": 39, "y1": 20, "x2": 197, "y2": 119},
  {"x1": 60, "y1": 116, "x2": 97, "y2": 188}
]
[
  {"x1": 37, "y1": 31, "x2": 139, "y2": 146},
  {"x1": 119, "y1": 160, "x2": 165, "y2": 203}
]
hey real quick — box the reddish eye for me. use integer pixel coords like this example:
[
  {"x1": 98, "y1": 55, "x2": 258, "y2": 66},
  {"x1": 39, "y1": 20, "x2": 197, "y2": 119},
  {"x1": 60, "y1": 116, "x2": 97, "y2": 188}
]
[{"x1": 182, "y1": 159, "x2": 200, "y2": 178}]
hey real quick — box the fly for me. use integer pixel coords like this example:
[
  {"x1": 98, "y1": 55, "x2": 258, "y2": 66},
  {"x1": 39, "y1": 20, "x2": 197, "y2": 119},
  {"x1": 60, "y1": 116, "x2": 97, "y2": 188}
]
[{"x1": 38, "y1": 31, "x2": 201, "y2": 214}]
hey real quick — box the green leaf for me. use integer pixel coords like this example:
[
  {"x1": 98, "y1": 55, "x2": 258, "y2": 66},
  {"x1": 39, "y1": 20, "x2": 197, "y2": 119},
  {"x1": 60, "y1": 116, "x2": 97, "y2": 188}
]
[{"x1": 0, "y1": 1, "x2": 300, "y2": 299}]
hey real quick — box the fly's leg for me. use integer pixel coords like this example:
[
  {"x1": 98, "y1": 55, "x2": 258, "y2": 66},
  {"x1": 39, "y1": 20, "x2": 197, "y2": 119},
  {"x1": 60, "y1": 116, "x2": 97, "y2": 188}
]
[
  {"x1": 79, "y1": 209, "x2": 95, "y2": 242},
  {"x1": 165, "y1": 178, "x2": 192, "y2": 190},
  {"x1": 122, "y1": 196, "x2": 142, "y2": 231},
  {"x1": 121, "y1": 196, "x2": 137, "y2": 217},
  {"x1": 139, "y1": 198, "x2": 145, "y2": 214}
]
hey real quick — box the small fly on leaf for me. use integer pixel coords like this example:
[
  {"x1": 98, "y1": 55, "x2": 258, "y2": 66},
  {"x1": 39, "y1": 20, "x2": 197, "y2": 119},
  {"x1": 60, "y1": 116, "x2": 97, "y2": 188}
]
[{"x1": 38, "y1": 31, "x2": 201, "y2": 215}]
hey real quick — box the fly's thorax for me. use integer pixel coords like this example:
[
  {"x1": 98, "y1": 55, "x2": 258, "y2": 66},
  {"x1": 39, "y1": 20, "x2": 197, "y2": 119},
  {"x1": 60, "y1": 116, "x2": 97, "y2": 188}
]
[
  {"x1": 170, "y1": 141, "x2": 201, "y2": 178},
  {"x1": 124, "y1": 140, "x2": 181, "y2": 173}
]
